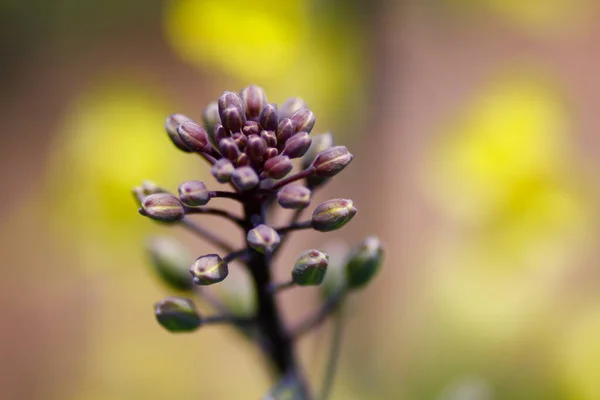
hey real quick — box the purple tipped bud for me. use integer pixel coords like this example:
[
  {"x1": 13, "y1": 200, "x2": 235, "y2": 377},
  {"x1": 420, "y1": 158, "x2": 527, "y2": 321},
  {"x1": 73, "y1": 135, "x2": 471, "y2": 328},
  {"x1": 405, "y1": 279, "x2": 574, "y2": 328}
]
[
  {"x1": 155, "y1": 297, "x2": 201, "y2": 332},
  {"x1": 245, "y1": 135, "x2": 267, "y2": 163},
  {"x1": 276, "y1": 118, "x2": 296, "y2": 148},
  {"x1": 262, "y1": 155, "x2": 293, "y2": 180},
  {"x1": 311, "y1": 146, "x2": 353, "y2": 177},
  {"x1": 236, "y1": 153, "x2": 251, "y2": 167},
  {"x1": 232, "y1": 132, "x2": 248, "y2": 150},
  {"x1": 231, "y1": 166, "x2": 260, "y2": 191},
  {"x1": 290, "y1": 108, "x2": 316, "y2": 133},
  {"x1": 189, "y1": 254, "x2": 229, "y2": 285},
  {"x1": 218, "y1": 91, "x2": 244, "y2": 116},
  {"x1": 211, "y1": 158, "x2": 235, "y2": 183},
  {"x1": 140, "y1": 193, "x2": 185, "y2": 223},
  {"x1": 302, "y1": 133, "x2": 334, "y2": 170},
  {"x1": 242, "y1": 120, "x2": 261, "y2": 136},
  {"x1": 259, "y1": 103, "x2": 279, "y2": 131},
  {"x1": 178, "y1": 180, "x2": 211, "y2": 206},
  {"x1": 280, "y1": 97, "x2": 307, "y2": 120},
  {"x1": 214, "y1": 124, "x2": 229, "y2": 143},
  {"x1": 132, "y1": 180, "x2": 163, "y2": 205},
  {"x1": 220, "y1": 106, "x2": 245, "y2": 133},
  {"x1": 265, "y1": 147, "x2": 279, "y2": 160},
  {"x1": 276, "y1": 184, "x2": 312, "y2": 209},
  {"x1": 203, "y1": 102, "x2": 220, "y2": 137},
  {"x1": 282, "y1": 132, "x2": 312, "y2": 159},
  {"x1": 165, "y1": 114, "x2": 193, "y2": 152},
  {"x1": 177, "y1": 121, "x2": 209, "y2": 152},
  {"x1": 240, "y1": 85, "x2": 267, "y2": 120},
  {"x1": 292, "y1": 249, "x2": 329, "y2": 286},
  {"x1": 311, "y1": 198, "x2": 356, "y2": 232},
  {"x1": 345, "y1": 236, "x2": 384, "y2": 289},
  {"x1": 260, "y1": 130, "x2": 277, "y2": 148},
  {"x1": 247, "y1": 224, "x2": 280, "y2": 254},
  {"x1": 218, "y1": 137, "x2": 241, "y2": 161}
]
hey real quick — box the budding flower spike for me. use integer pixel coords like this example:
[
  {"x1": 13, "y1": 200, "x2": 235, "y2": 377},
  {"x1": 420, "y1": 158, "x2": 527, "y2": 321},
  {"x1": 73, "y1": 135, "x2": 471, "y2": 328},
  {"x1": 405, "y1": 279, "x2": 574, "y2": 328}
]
[{"x1": 133, "y1": 84, "x2": 381, "y2": 399}]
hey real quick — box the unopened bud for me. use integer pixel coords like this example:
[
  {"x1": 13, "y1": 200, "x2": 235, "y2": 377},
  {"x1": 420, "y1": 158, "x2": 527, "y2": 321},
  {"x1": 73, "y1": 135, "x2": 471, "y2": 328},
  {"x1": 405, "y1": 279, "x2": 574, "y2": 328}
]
[
  {"x1": 265, "y1": 147, "x2": 279, "y2": 160},
  {"x1": 219, "y1": 137, "x2": 241, "y2": 161},
  {"x1": 242, "y1": 120, "x2": 261, "y2": 136},
  {"x1": 240, "y1": 85, "x2": 267, "y2": 120},
  {"x1": 203, "y1": 102, "x2": 220, "y2": 137},
  {"x1": 178, "y1": 180, "x2": 211, "y2": 206},
  {"x1": 132, "y1": 180, "x2": 163, "y2": 205},
  {"x1": 165, "y1": 114, "x2": 193, "y2": 152},
  {"x1": 214, "y1": 124, "x2": 229, "y2": 143},
  {"x1": 177, "y1": 121, "x2": 209, "y2": 152},
  {"x1": 276, "y1": 118, "x2": 296, "y2": 147},
  {"x1": 302, "y1": 133, "x2": 334, "y2": 170},
  {"x1": 276, "y1": 184, "x2": 311, "y2": 209},
  {"x1": 282, "y1": 132, "x2": 312, "y2": 159},
  {"x1": 290, "y1": 108, "x2": 315, "y2": 133},
  {"x1": 292, "y1": 249, "x2": 329, "y2": 286},
  {"x1": 259, "y1": 103, "x2": 279, "y2": 131},
  {"x1": 218, "y1": 91, "x2": 244, "y2": 116},
  {"x1": 280, "y1": 97, "x2": 307, "y2": 120},
  {"x1": 211, "y1": 158, "x2": 235, "y2": 183},
  {"x1": 236, "y1": 153, "x2": 251, "y2": 167},
  {"x1": 147, "y1": 236, "x2": 193, "y2": 291},
  {"x1": 247, "y1": 224, "x2": 280, "y2": 254},
  {"x1": 261, "y1": 130, "x2": 277, "y2": 148},
  {"x1": 232, "y1": 132, "x2": 248, "y2": 150},
  {"x1": 140, "y1": 193, "x2": 185, "y2": 222},
  {"x1": 220, "y1": 106, "x2": 245, "y2": 133},
  {"x1": 262, "y1": 155, "x2": 293, "y2": 180},
  {"x1": 311, "y1": 146, "x2": 353, "y2": 177},
  {"x1": 231, "y1": 166, "x2": 260, "y2": 191},
  {"x1": 154, "y1": 297, "x2": 201, "y2": 332},
  {"x1": 245, "y1": 135, "x2": 267, "y2": 163},
  {"x1": 311, "y1": 198, "x2": 356, "y2": 232},
  {"x1": 345, "y1": 236, "x2": 383, "y2": 289},
  {"x1": 189, "y1": 254, "x2": 229, "y2": 285}
]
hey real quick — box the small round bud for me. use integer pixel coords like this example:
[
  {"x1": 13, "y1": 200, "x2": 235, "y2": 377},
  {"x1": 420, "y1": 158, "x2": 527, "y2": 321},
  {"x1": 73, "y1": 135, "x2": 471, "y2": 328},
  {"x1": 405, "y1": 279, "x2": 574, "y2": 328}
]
[
  {"x1": 211, "y1": 158, "x2": 235, "y2": 183},
  {"x1": 311, "y1": 198, "x2": 356, "y2": 232},
  {"x1": 290, "y1": 108, "x2": 316, "y2": 133},
  {"x1": 242, "y1": 120, "x2": 261, "y2": 136},
  {"x1": 231, "y1": 166, "x2": 260, "y2": 191},
  {"x1": 178, "y1": 180, "x2": 211, "y2": 206},
  {"x1": 292, "y1": 249, "x2": 329, "y2": 286},
  {"x1": 189, "y1": 254, "x2": 229, "y2": 285},
  {"x1": 203, "y1": 102, "x2": 220, "y2": 138},
  {"x1": 132, "y1": 180, "x2": 163, "y2": 205},
  {"x1": 214, "y1": 124, "x2": 229, "y2": 143},
  {"x1": 218, "y1": 137, "x2": 241, "y2": 161},
  {"x1": 218, "y1": 91, "x2": 244, "y2": 116},
  {"x1": 177, "y1": 121, "x2": 209, "y2": 152},
  {"x1": 165, "y1": 114, "x2": 193, "y2": 152},
  {"x1": 140, "y1": 193, "x2": 185, "y2": 222},
  {"x1": 345, "y1": 236, "x2": 384, "y2": 289},
  {"x1": 265, "y1": 147, "x2": 279, "y2": 160},
  {"x1": 262, "y1": 155, "x2": 293, "y2": 180},
  {"x1": 311, "y1": 146, "x2": 354, "y2": 177},
  {"x1": 240, "y1": 85, "x2": 267, "y2": 120},
  {"x1": 282, "y1": 132, "x2": 312, "y2": 159},
  {"x1": 247, "y1": 224, "x2": 281, "y2": 254},
  {"x1": 276, "y1": 184, "x2": 312, "y2": 209},
  {"x1": 154, "y1": 297, "x2": 201, "y2": 332},
  {"x1": 220, "y1": 106, "x2": 245, "y2": 133},
  {"x1": 232, "y1": 132, "x2": 248, "y2": 150},
  {"x1": 259, "y1": 103, "x2": 279, "y2": 131},
  {"x1": 236, "y1": 153, "x2": 251, "y2": 167},
  {"x1": 245, "y1": 135, "x2": 267, "y2": 163},
  {"x1": 260, "y1": 130, "x2": 277, "y2": 148},
  {"x1": 276, "y1": 118, "x2": 296, "y2": 147},
  {"x1": 147, "y1": 236, "x2": 193, "y2": 291},
  {"x1": 302, "y1": 133, "x2": 334, "y2": 170},
  {"x1": 280, "y1": 97, "x2": 307, "y2": 120}
]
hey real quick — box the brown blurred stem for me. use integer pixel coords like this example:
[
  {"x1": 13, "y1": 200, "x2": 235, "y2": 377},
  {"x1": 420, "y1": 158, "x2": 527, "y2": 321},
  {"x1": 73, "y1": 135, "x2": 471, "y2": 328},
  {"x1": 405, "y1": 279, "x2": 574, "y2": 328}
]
[
  {"x1": 292, "y1": 289, "x2": 347, "y2": 339},
  {"x1": 184, "y1": 206, "x2": 244, "y2": 227}
]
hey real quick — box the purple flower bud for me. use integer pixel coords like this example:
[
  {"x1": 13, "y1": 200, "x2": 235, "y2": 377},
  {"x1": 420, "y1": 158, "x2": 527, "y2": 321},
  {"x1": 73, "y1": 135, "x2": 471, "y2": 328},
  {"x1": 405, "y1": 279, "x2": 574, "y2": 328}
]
[
  {"x1": 279, "y1": 97, "x2": 307, "y2": 120},
  {"x1": 265, "y1": 147, "x2": 278, "y2": 160},
  {"x1": 140, "y1": 193, "x2": 185, "y2": 223},
  {"x1": 262, "y1": 155, "x2": 293, "y2": 180},
  {"x1": 242, "y1": 120, "x2": 261, "y2": 136},
  {"x1": 240, "y1": 85, "x2": 267, "y2": 120},
  {"x1": 165, "y1": 114, "x2": 193, "y2": 152},
  {"x1": 276, "y1": 184, "x2": 312, "y2": 209},
  {"x1": 345, "y1": 236, "x2": 384, "y2": 290},
  {"x1": 292, "y1": 249, "x2": 329, "y2": 286},
  {"x1": 178, "y1": 180, "x2": 211, "y2": 206},
  {"x1": 276, "y1": 118, "x2": 296, "y2": 148},
  {"x1": 311, "y1": 146, "x2": 353, "y2": 177},
  {"x1": 155, "y1": 297, "x2": 201, "y2": 332},
  {"x1": 311, "y1": 198, "x2": 356, "y2": 232},
  {"x1": 211, "y1": 158, "x2": 235, "y2": 183},
  {"x1": 203, "y1": 102, "x2": 220, "y2": 137},
  {"x1": 177, "y1": 121, "x2": 209, "y2": 152},
  {"x1": 218, "y1": 137, "x2": 241, "y2": 161},
  {"x1": 302, "y1": 133, "x2": 334, "y2": 170},
  {"x1": 232, "y1": 132, "x2": 248, "y2": 150},
  {"x1": 247, "y1": 224, "x2": 280, "y2": 254},
  {"x1": 259, "y1": 103, "x2": 279, "y2": 131},
  {"x1": 231, "y1": 166, "x2": 260, "y2": 191},
  {"x1": 132, "y1": 180, "x2": 163, "y2": 205},
  {"x1": 245, "y1": 135, "x2": 267, "y2": 164},
  {"x1": 189, "y1": 254, "x2": 229, "y2": 285},
  {"x1": 260, "y1": 130, "x2": 277, "y2": 148},
  {"x1": 282, "y1": 132, "x2": 312, "y2": 159},
  {"x1": 290, "y1": 108, "x2": 315, "y2": 133},
  {"x1": 236, "y1": 153, "x2": 251, "y2": 167},
  {"x1": 218, "y1": 91, "x2": 244, "y2": 116},
  {"x1": 220, "y1": 106, "x2": 245, "y2": 133},
  {"x1": 214, "y1": 124, "x2": 229, "y2": 143}
]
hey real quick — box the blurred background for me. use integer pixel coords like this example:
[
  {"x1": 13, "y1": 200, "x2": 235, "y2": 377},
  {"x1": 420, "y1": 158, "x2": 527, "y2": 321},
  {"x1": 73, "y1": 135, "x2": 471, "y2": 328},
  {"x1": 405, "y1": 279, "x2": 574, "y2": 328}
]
[{"x1": 1, "y1": 0, "x2": 600, "y2": 399}]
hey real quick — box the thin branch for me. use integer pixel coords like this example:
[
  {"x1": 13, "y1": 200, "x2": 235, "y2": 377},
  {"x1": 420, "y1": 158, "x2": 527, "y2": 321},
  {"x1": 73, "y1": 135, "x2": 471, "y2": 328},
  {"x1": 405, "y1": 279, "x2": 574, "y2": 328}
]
[
  {"x1": 275, "y1": 220, "x2": 312, "y2": 235},
  {"x1": 223, "y1": 248, "x2": 250, "y2": 263},
  {"x1": 319, "y1": 308, "x2": 345, "y2": 400},
  {"x1": 203, "y1": 314, "x2": 256, "y2": 326},
  {"x1": 211, "y1": 190, "x2": 242, "y2": 202},
  {"x1": 272, "y1": 208, "x2": 305, "y2": 258},
  {"x1": 180, "y1": 218, "x2": 236, "y2": 253},
  {"x1": 269, "y1": 280, "x2": 296, "y2": 294},
  {"x1": 184, "y1": 206, "x2": 245, "y2": 227},
  {"x1": 292, "y1": 289, "x2": 347, "y2": 339},
  {"x1": 270, "y1": 167, "x2": 315, "y2": 191}
]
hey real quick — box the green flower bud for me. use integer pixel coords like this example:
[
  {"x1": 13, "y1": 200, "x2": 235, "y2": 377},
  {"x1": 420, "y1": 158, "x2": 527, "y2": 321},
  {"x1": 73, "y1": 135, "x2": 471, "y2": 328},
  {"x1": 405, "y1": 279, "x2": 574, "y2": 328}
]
[
  {"x1": 178, "y1": 180, "x2": 211, "y2": 206},
  {"x1": 247, "y1": 224, "x2": 281, "y2": 254},
  {"x1": 311, "y1": 146, "x2": 353, "y2": 177},
  {"x1": 140, "y1": 193, "x2": 185, "y2": 222},
  {"x1": 259, "y1": 103, "x2": 279, "y2": 131},
  {"x1": 147, "y1": 236, "x2": 193, "y2": 291},
  {"x1": 292, "y1": 249, "x2": 329, "y2": 286},
  {"x1": 276, "y1": 184, "x2": 311, "y2": 209},
  {"x1": 211, "y1": 158, "x2": 235, "y2": 183},
  {"x1": 311, "y1": 198, "x2": 356, "y2": 232},
  {"x1": 279, "y1": 97, "x2": 307, "y2": 120},
  {"x1": 231, "y1": 166, "x2": 260, "y2": 191},
  {"x1": 240, "y1": 85, "x2": 267, "y2": 120},
  {"x1": 221, "y1": 106, "x2": 245, "y2": 133},
  {"x1": 245, "y1": 135, "x2": 268, "y2": 163},
  {"x1": 177, "y1": 121, "x2": 209, "y2": 152},
  {"x1": 290, "y1": 108, "x2": 315, "y2": 133},
  {"x1": 203, "y1": 101, "x2": 220, "y2": 139},
  {"x1": 302, "y1": 133, "x2": 334, "y2": 170},
  {"x1": 154, "y1": 297, "x2": 201, "y2": 332},
  {"x1": 189, "y1": 254, "x2": 229, "y2": 285},
  {"x1": 282, "y1": 132, "x2": 311, "y2": 159},
  {"x1": 345, "y1": 236, "x2": 384, "y2": 289},
  {"x1": 262, "y1": 155, "x2": 292, "y2": 180},
  {"x1": 165, "y1": 114, "x2": 193, "y2": 152}
]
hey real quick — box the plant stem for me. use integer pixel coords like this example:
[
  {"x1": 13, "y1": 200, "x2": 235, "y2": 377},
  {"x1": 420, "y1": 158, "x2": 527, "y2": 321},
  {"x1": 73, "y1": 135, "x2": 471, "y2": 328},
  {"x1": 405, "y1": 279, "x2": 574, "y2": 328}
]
[
  {"x1": 319, "y1": 308, "x2": 344, "y2": 400},
  {"x1": 180, "y1": 218, "x2": 236, "y2": 253},
  {"x1": 292, "y1": 289, "x2": 347, "y2": 339}
]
